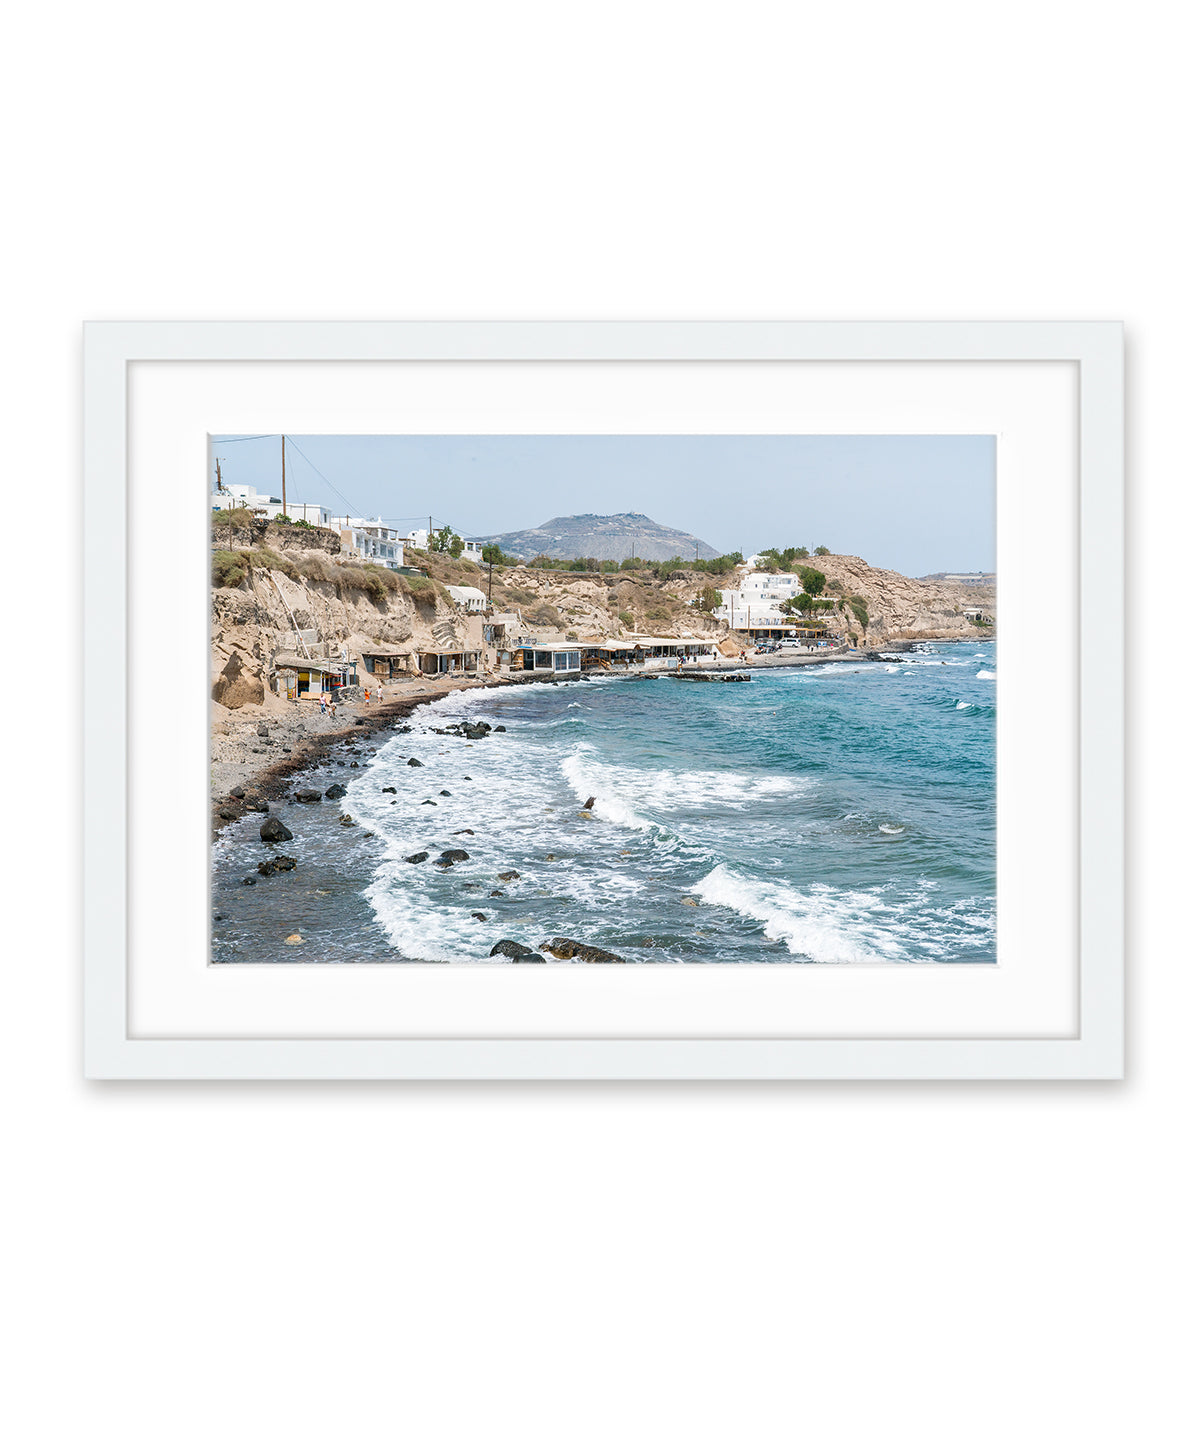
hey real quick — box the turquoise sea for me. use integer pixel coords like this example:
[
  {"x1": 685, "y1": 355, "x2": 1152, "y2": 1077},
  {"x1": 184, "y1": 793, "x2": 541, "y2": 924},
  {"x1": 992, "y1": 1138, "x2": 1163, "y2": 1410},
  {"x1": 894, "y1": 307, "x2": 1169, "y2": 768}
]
[{"x1": 212, "y1": 641, "x2": 995, "y2": 963}]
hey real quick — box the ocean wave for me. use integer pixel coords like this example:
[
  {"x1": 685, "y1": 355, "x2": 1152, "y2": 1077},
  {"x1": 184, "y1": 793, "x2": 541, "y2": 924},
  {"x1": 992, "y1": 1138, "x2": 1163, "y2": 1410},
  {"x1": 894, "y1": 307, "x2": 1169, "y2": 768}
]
[
  {"x1": 976, "y1": 669, "x2": 995, "y2": 679},
  {"x1": 689, "y1": 867, "x2": 911, "y2": 962},
  {"x1": 560, "y1": 746, "x2": 812, "y2": 831},
  {"x1": 689, "y1": 866, "x2": 993, "y2": 962}
]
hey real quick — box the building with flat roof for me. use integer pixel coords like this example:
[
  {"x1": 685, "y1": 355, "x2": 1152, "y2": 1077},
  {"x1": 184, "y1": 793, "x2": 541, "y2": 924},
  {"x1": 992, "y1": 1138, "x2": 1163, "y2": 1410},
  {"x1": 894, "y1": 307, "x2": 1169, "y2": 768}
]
[
  {"x1": 446, "y1": 585, "x2": 487, "y2": 612},
  {"x1": 714, "y1": 571, "x2": 803, "y2": 629},
  {"x1": 214, "y1": 484, "x2": 333, "y2": 529},
  {"x1": 340, "y1": 519, "x2": 404, "y2": 568}
]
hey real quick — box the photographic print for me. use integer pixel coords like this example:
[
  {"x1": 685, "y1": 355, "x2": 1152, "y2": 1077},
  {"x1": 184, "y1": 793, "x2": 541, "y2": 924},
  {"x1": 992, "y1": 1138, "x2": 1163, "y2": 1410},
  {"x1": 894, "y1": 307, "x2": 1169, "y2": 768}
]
[{"x1": 209, "y1": 433, "x2": 996, "y2": 965}]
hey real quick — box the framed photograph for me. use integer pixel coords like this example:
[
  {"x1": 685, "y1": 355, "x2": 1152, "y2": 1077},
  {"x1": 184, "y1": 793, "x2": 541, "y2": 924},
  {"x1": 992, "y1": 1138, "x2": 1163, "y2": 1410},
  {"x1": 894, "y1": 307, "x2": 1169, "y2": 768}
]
[{"x1": 83, "y1": 321, "x2": 1123, "y2": 1079}]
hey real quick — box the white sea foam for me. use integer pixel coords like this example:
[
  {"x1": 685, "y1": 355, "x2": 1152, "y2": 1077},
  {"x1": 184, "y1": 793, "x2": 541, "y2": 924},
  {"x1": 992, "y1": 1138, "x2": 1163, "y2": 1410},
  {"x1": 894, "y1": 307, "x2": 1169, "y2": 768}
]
[
  {"x1": 560, "y1": 745, "x2": 812, "y2": 832},
  {"x1": 878, "y1": 823, "x2": 905, "y2": 834},
  {"x1": 956, "y1": 700, "x2": 973, "y2": 710},
  {"x1": 976, "y1": 669, "x2": 995, "y2": 679},
  {"x1": 688, "y1": 867, "x2": 911, "y2": 962},
  {"x1": 689, "y1": 866, "x2": 992, "y2": 962}
]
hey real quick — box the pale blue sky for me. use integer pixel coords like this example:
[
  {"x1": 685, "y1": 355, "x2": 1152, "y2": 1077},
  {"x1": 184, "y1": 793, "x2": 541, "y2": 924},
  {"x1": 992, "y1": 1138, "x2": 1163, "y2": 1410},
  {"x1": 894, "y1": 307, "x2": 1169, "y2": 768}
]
[{"x1": 210, "y1": 434, "x2": 995, "y2": 577}]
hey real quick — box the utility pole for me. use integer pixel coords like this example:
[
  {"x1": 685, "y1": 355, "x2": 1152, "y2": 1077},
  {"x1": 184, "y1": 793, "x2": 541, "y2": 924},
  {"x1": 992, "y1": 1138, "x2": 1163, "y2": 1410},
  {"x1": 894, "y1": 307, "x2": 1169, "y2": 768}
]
[
  {"x1": 280, "y1": 435, "x2": 288, "y2": 519},
  {"x1": 215, "y1": 457, "x2": 234, "y2": 550}
]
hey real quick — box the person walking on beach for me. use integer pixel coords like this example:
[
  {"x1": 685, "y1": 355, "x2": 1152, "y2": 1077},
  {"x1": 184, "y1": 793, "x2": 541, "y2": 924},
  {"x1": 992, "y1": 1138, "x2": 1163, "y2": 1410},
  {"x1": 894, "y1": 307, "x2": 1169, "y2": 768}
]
[{"x1": 320, "y1": 694, "x2": 327, "y2": 716}]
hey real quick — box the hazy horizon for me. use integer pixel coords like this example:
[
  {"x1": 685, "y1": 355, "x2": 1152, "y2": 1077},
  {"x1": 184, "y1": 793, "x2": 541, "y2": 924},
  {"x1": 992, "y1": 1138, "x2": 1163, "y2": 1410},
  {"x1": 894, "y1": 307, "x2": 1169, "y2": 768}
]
[{"x1": 210, "y1": 433, "x2": 995, "y2": 577}]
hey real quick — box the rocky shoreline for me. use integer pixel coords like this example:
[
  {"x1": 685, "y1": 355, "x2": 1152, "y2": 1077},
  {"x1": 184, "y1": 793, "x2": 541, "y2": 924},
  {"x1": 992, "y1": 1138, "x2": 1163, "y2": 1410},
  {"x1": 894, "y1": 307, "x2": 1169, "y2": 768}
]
[{"x1": 209, "y1": 643, "x2": 951, "y2": 840}]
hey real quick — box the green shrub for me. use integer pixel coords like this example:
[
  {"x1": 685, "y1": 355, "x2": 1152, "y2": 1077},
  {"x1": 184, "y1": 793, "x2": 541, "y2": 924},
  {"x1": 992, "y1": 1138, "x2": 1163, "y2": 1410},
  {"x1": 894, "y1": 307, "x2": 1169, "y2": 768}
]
[
  {"x1": 531, "y1": 603, "x2": 562, "y2": 627},
  {"x1": 403, "y1": 574, "x2": 440, "y2": 607},
  {"x1": 334, "y1": 563, "x2": 387, "y2": 602},
  {"x1": 618, "y1": 610, "x2": 634, "y2": 627},
  {"x1": 211, "y1": 506, "x2": 258, "y2": 532},
  {"x1": 212, "y1": 550, "x2": 247, "y2": 588},
  {"x1": 298, "y1": 554, "x2": 333, "y2": 583},
  {"x1": 245, "y1": 547, "x2": 300, "y2": 581},
  {"x1": 814, "y1": 545, "x2": 831, "y2": 556},
  {"x1": 848, "y1": 595, "x2": 869, "y2": 629}
]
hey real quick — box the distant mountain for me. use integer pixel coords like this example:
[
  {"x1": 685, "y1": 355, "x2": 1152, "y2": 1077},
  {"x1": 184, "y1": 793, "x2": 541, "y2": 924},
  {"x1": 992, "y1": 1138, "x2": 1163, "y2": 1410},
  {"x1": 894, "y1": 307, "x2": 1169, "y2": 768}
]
[{"x1": 474, "y1": 513, "x2": 722, "y2": 563}]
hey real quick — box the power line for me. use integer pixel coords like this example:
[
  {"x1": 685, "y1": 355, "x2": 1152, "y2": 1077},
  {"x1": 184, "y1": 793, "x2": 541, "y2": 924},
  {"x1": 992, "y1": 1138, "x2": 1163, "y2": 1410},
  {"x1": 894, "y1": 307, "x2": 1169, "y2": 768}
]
[
  {"x1": 283, "y1": 436, "x2": 367, "y2": 520},
  {"x1": 210, "y1": 434, "x2": 276, "y2": 443},
  {"x1": 218, "y1": 434, "x2": 483, "y2": 539}
]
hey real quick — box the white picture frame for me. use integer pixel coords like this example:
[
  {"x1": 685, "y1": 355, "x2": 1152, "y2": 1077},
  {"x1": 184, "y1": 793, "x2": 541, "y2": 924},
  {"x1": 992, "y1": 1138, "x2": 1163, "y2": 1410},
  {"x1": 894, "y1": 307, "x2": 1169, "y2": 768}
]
[{"x1": 83, "y1": 321, "x2": 1123, "y2": 1080}]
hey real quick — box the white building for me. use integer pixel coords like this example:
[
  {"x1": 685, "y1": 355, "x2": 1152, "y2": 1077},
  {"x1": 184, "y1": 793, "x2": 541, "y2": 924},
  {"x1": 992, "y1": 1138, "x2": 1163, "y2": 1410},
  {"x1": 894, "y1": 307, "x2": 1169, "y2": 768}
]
[
  {"x1": 213, "y1": 484, "x2": 334, "y2": 529},
  {"x1": 715, "y1": 571, "x2": 802, "y2": 629},
  {"x1": 446, "y1": 584, "x2": 487, "y2": 612},
  {"x1": 340, "y1": 518, "x2": 404, "y2": 569},
  {"x1": 404, "y1": 527, "x2": 484, "y2": 562}
]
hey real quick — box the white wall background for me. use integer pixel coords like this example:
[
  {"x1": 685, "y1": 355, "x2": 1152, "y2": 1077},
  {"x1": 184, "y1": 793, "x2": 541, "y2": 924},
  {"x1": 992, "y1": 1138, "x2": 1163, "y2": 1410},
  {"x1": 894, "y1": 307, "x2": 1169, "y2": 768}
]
[{"x1": 1, "y1": 4, "x2": 1192, "y2": 1437}]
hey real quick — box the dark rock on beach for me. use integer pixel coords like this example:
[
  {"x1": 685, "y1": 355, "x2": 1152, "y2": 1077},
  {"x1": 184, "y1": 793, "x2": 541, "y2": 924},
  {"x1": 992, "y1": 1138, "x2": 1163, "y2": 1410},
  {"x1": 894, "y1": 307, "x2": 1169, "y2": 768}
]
[
  {"x1": 219, "y1": 807, "x2": 238, "y2": 820},
  {"x1": 407, "y1": 757, "x2": 423, "y2": 768},
  {"x1": 421, "y1": 799, "x2": 437, "y2": 805},
  {"x1": 381, "y1": 786, "x2": 397, "y2": 794},
  {"x1": 229, "y1": 785, "x2": 246, "y2": 799},
  {"x1": 453, "y1": 829, "x2": 474, "y2": 836},
  {"x1": 497, "y1": 870, "x2": 521, "y2": 881},
  {"x1": 490, "y1": 939, "x2": 543, "y2": 961},
  {"x1": 241, "y1": 877, "x2": 257, "y2": 886},
  {"x1": 493, "y1": 726, "x2": 506, "y2": 733},
  {"x1": 440, "y1": 849, "x2": 470, "y2": 863},
  {"x1": 244, "y1": 799, "x2": 269, "y2": 813},
  {"x1": 325, "y1": 783, "x2": 347, "y2": 799},
  {"x1": 404, "y1": 851, "x2": 429, "y2": 864},
  {"x1": 471, "y1": 912, "x2": 487, "y2": 921},
  {"x1": 259, "y1": 816, "x2": 293, "y2": 842},
  {"x1": 339, "y1": 813, "x2": 356, "y2": 826},
  {"x1": 257, "y1": 855, "x2": 297, "y2": 876},
  {"x1": 539, "y1": 937, "x2": 626, "y2": 963},
  {"x1": 293, "y1": 789, "x2": 323, "y2": 803},
  {"x1": 439, "y1": 789, "x2": 452, "y2": 797}
]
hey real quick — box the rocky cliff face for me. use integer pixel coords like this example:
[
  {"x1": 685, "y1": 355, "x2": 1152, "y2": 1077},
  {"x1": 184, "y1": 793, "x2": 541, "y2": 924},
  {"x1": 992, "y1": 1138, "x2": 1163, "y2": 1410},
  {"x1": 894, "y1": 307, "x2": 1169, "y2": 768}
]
[
  {"x1": 804, "y1": 554, "x2": 994, "y2": 642},
  {"x1": 212, "y1": 558, "x2": 461, "y2": 712},
  {"x1": 212, "y1": 542, "x2": 993, "y2": 714}
]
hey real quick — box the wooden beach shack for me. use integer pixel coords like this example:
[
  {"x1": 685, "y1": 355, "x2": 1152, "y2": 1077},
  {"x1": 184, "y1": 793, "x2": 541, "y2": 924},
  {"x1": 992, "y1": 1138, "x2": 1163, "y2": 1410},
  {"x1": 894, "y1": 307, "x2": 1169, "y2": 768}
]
[
  {"x1": 360, "y1": 649, "x2": 416, "y2": 681},
  {"x1": 273, "y1": 653, "x2": 359, "y2": 700},
  {"x1": 415, "y1": 647, "x2": 483, "y2": 676},
  {"x1": 512, "y1": 641, "x2": 583, "y2": 674}
]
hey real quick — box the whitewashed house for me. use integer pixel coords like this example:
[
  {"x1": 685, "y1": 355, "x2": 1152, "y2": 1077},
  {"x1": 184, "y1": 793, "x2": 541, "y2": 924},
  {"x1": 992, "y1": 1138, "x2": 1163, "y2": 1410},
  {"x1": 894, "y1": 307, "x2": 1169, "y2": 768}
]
[
  {"x1": 715, "y1": 571, "x2": 802, "y2": 629},
  {"x1": 446, "y1": 584, "x2": 487, "y2": 612},
  {"x1": 340, "y1": 519, "x2": 404, "y2": 569},
  {"x1": 213, "y1": 484, "x2": 334, "y2": 529}
]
